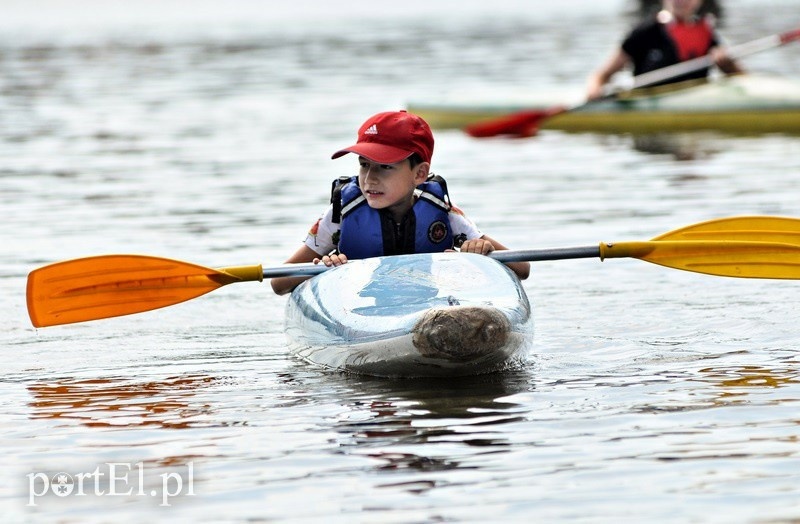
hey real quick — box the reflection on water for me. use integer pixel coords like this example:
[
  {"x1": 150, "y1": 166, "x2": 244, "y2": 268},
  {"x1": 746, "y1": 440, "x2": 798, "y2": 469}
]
[
  {"x1": 324, "y1": 371, "x2": 532, "y2": 485},
  {"x1": 631, "y1": 132, "x2": 724, "y2": 161},
  {"x1": 698, "y1": 364, "x2": 799, "y2": 391},
  {"x1": 267, "y1": 369, "x2": 534, "y2": 491},
  {"x1": 28, "y1": 375, "x2": 219, "y2": 429}
]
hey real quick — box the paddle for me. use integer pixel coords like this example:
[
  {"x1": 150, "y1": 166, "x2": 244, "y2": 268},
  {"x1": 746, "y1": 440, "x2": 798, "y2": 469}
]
[
  {"x1": 26, "y1": 216, "x2": 800, "y2": 328},
  {"x1": 464, "y1": 27, "x2": 800, "y2": 138}
]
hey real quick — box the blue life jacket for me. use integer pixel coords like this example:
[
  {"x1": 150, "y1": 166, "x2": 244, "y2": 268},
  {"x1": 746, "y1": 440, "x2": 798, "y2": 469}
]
[{"x1": 330, "y1": 175, "x2": 454, "y2": 259}]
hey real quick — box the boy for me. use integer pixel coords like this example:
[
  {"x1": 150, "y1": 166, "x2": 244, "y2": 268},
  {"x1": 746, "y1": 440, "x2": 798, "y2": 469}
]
[
  {"x1": 270, "y1": 110, "x2": 530, "y2": 295},
  {"x1": 586, "y1": 0, "x2": 743, "y2": 100}
]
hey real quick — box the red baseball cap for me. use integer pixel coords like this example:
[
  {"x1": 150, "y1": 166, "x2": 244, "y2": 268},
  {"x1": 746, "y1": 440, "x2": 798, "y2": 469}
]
[{"x1": 331, "y1": 110, "x2": 434, "y2": 164}]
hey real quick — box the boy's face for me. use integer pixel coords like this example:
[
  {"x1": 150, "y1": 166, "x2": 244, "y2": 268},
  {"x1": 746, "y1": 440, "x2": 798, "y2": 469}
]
[{"x1": 357, "y1": 156, "x2": 429, "y2": 215}]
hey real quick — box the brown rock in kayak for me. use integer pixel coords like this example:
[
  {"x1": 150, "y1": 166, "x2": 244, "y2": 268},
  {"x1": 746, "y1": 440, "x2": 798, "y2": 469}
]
[{"x1": 412, "y1": 306, "x2": 510, "y2": 361}]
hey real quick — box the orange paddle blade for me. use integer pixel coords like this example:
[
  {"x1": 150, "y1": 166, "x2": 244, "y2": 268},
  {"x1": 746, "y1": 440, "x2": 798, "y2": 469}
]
[
  {"x1": 464, "y1": 106, "x2": 566, "y2": 138},
  {"x1": 26, "y1": 255, "x2": 262, "y2": 327}
]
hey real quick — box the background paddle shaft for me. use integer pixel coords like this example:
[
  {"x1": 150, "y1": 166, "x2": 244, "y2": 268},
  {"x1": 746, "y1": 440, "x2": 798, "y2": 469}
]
[{"x1": 631, "y1": 27, "x2": 800, "y2": 90}]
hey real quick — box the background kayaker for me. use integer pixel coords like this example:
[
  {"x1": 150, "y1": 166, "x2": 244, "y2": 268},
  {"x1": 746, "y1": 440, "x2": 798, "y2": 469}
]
[
  {"x1": 585, "y1": 0, "x2": 744, "y2": 100},
  {"x1": 270, "y1": 110, "x2": 530, "y2": 295}
]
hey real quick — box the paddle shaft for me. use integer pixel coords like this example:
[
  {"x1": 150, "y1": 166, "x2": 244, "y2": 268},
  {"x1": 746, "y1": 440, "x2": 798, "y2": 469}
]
[
  {"x1": 259, "y1": 247, "x2": 603, "y2": 280},
  {"x1": 488, "y1": 246, "x2": 599, "y2": 263},
  {"x1": 630, "y1": 27, "x2": 800, "y2": 90},
  {"x1": 262, "y1": 236, "x2": 800, "y2": 281}
]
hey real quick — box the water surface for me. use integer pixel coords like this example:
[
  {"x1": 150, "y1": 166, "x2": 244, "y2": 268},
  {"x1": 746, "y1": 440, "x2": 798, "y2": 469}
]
[{"x1": 2, "y1": 0, "x2": 800, "y2": 521}]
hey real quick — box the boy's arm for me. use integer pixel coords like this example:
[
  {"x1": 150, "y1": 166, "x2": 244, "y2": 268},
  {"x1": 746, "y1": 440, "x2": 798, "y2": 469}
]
[
  {"x1": 270, "y1": 245, "x2": 326, "y2": 295},
  {"x1": 461, "y1": 235, "x2": 530, "y2": 281},
  {"x1": 272, "y1": 209, "x2": 341, "y2": 295}
]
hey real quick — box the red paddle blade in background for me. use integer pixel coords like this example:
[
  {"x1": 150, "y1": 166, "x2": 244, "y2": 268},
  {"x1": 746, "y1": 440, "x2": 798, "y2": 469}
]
[{"x1": 464, "y1": 106, "x2": 567, "y2": 138}]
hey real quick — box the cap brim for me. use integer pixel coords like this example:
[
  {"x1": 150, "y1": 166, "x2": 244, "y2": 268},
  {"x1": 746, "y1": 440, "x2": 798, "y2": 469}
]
[{"x1": 331, "y1": 143, "x2": 412, "y2": 164}]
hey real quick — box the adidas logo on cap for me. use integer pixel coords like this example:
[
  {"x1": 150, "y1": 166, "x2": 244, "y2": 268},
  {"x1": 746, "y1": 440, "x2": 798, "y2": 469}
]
[{"x1": 363, "y1": 124, "x2": 378, "y2": 135}]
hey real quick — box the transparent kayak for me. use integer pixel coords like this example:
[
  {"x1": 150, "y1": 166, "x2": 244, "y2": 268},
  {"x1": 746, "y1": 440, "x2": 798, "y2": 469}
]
[{"x1": 285, "y1": 252, "x2": 533, "y2": 377}]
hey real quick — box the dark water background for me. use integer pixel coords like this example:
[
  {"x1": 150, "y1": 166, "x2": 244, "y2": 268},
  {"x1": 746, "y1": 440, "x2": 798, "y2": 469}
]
[{"x1": 2, "y1": 0, "x2": 800, "y2": 521}]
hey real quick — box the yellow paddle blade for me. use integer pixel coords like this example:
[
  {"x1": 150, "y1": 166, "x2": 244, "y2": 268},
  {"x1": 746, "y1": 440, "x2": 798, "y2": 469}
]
[
  {"x1": 27, "y1": 255, "x2": 263, "y2": 328},
  {"x1": 652, "y1": 215, "x2": 800, "y2": 244},
  {"x1": 600, "y1": 240, "x2": 800, "y2": 279}
]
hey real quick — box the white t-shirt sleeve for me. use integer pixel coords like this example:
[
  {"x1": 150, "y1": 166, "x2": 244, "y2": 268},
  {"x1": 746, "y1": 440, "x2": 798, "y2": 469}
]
[
  {"x1": 449, "y1": 208, "x2": 483, "y2": 240},
  {"x1": 302, "y1": 206, "x2": 339, "y2": 256}
]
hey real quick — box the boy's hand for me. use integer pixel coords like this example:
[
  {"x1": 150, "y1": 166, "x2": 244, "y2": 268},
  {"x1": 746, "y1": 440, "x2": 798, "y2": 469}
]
[
  {"x1": 314, "y1": 253, "x2": 348, "y2": 267},
  {"x1": 458, "y1": 238, "x2": 495, "y2": 255}
]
